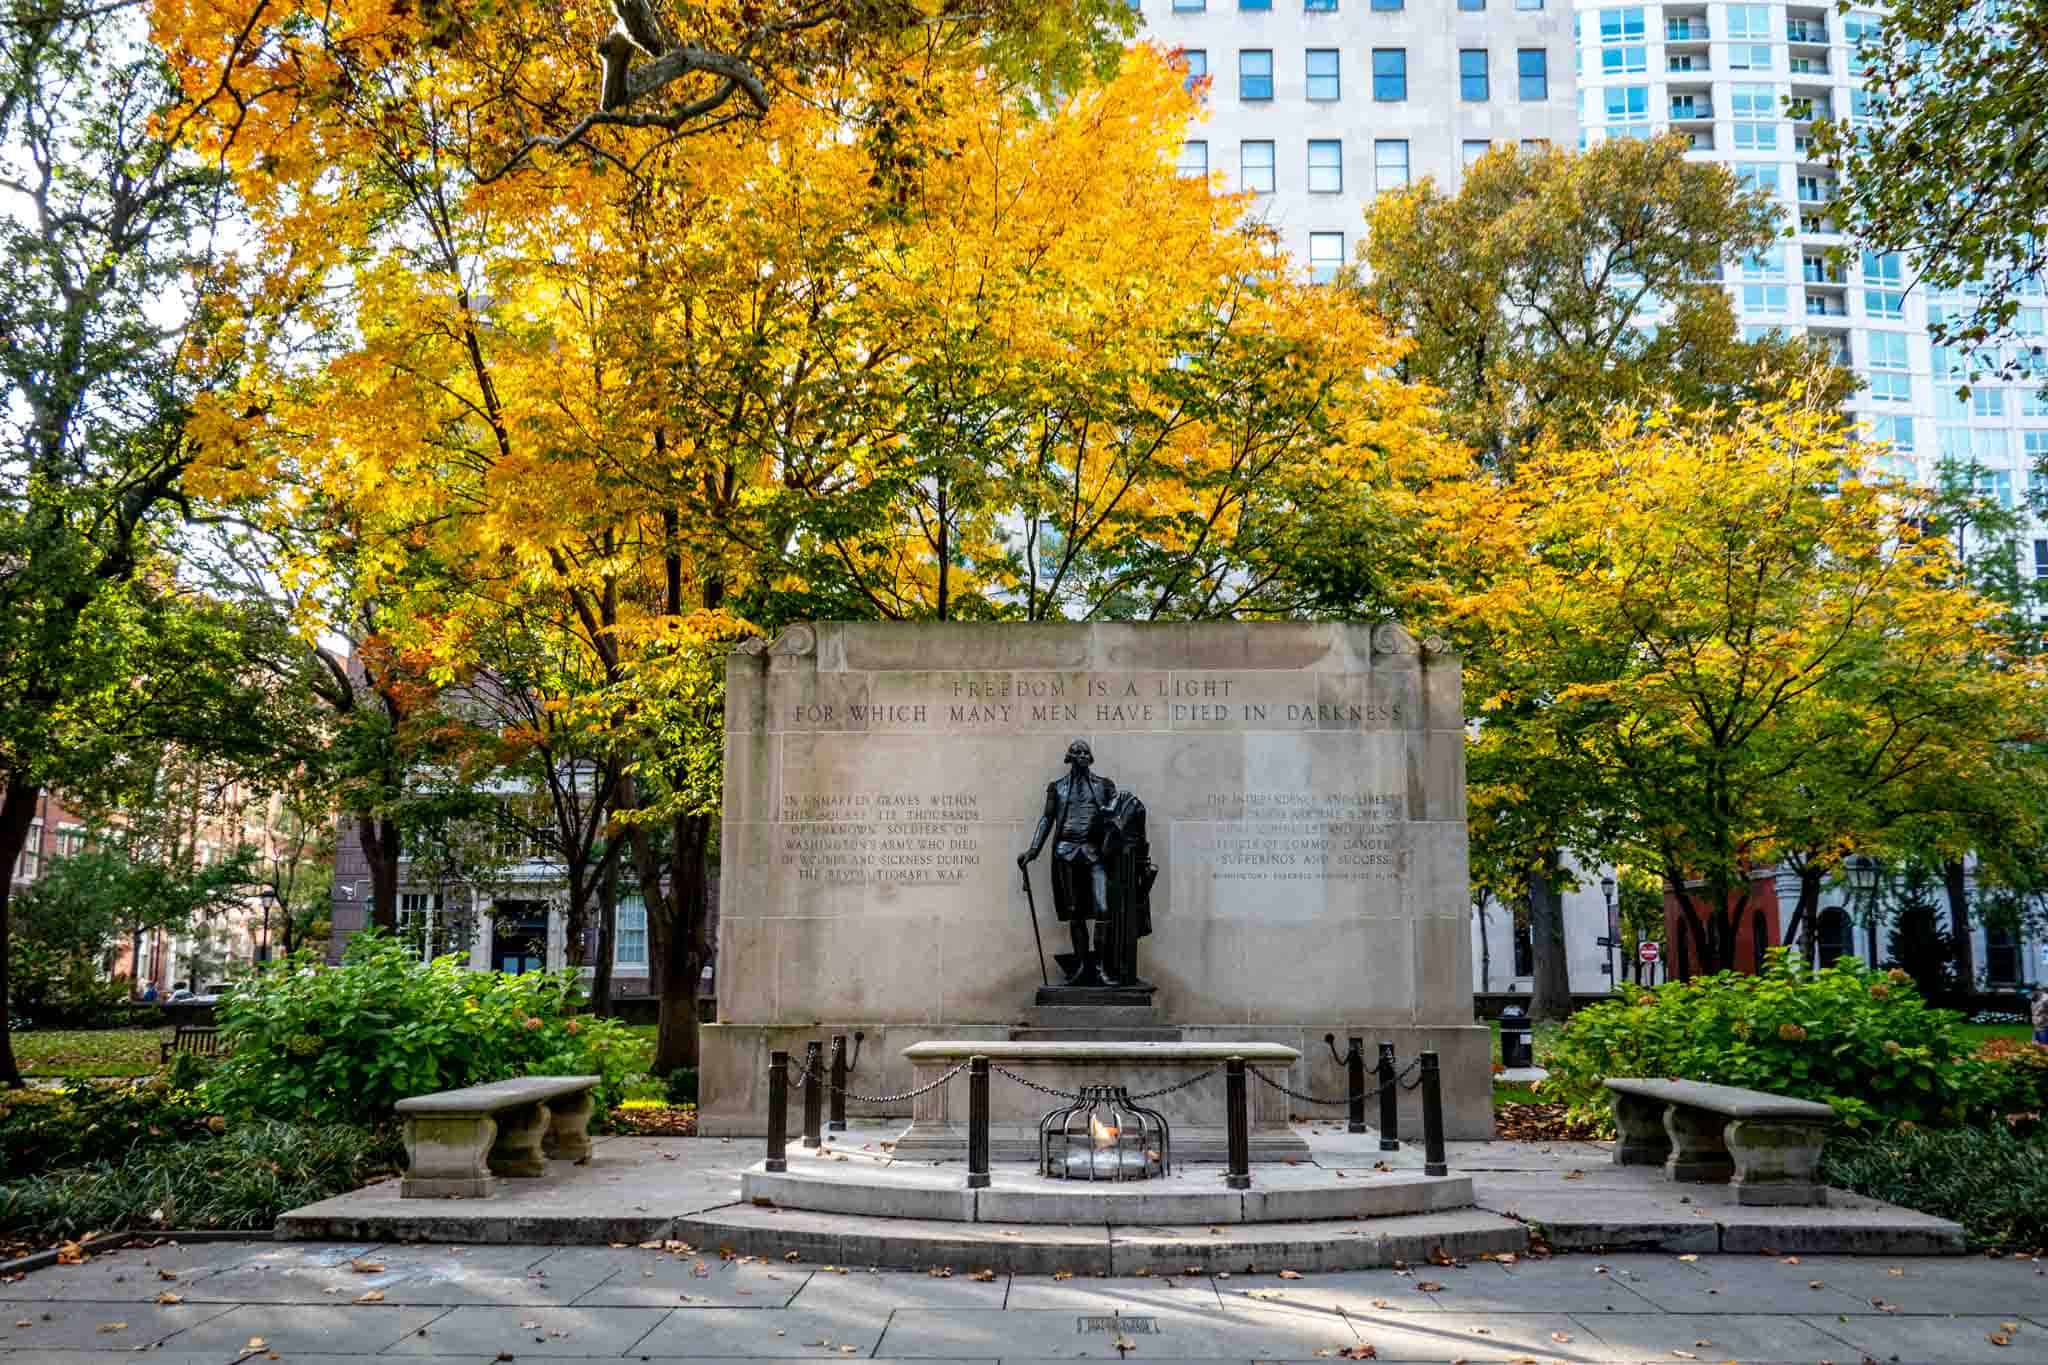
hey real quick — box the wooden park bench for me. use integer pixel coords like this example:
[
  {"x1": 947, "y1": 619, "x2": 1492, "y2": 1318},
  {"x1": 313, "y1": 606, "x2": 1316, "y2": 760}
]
[
  {"x1": 159, "y1": 1025, "x2": 226, "y2": 1065},
  {"x1": 394, "y1": 1075, "x2": 600, "y2": 1198},
  {"x1": 1605, "y1": 1077, "x2": 1835, "y2": 1207}
]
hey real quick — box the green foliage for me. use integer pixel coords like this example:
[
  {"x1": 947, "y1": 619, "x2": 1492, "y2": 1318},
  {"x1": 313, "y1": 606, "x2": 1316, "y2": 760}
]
[
  {"x1": 0, "y1": 1080, "x2": 216, "y2": 1179},
  {"x1": 1885, "y1": 903, "x2": 1959, "y2": 1002},
  {"x1": 5, "y1": 941, "x2": 133, "y2": 1028},
  {"x1": 1820, "y1": 1124, "x2": 2048, "y2": 1251},
  {"x1": 0, "y1": 1119, "x2": 393, "y2": 1238},
  {"x1": 1544, "y1": 950, "x2": 1993, "y2": 1128},
  {"x1": 664, "y1": 1066, "x2": 699, "y2": 1107},
  {"x1": 202, "y1": 932, "x2": 639, "y2": 1127}
]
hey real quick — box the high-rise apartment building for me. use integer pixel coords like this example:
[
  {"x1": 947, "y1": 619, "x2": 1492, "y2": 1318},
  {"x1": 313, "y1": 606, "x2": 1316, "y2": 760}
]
[
  {"x1": 1136, "y1": 0, "x2": 2046, "y2": 579},
  {"x1": 1141, "y1": 0, "x2": 1579, "y2": 278}
]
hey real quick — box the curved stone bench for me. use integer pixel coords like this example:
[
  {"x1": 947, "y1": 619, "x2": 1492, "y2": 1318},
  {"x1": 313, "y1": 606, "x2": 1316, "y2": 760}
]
[
  {"x1": 396, "y1": 1075, "x2": 600, "y2": 1198},
  {"x1": 1605, "y1": 1077, "x2": 1834, "y2": 1207}
]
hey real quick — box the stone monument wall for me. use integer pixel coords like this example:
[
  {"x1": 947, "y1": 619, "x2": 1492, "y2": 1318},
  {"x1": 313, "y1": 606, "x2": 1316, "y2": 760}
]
[{"x1": 700, "y1": 621, "x2": 1489, "y2": 1138}]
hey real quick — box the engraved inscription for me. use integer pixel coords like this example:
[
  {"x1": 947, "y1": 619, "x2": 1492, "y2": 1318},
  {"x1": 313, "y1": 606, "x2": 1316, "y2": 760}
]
[
  {"x1": 777, "y1": 791, "x2": 986, "y2": 884},
  {"x1": 1191, "y1": 791, "x2": 1407, "y2": 883},
  {"x1": 783, "y1": 670, "x2": 1406, "y2": 732}
]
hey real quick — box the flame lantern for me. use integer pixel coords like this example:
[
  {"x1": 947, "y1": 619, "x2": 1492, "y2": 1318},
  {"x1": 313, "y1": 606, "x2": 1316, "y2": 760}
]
[{"x1": 1038, "y1": 1085, "x2": 1171, "y2": 1181}]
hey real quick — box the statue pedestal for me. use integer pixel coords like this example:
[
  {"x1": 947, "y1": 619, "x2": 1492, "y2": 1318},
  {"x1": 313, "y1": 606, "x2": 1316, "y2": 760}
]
[{"x1": 1033, "y1": 983, "x2": 1156, "y2": 1008}]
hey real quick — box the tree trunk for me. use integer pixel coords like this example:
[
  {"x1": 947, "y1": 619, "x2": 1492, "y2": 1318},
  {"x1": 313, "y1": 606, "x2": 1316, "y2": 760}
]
[
  {"x1": 358, "y1": 814, "x2": 401, "y2": 930},
  {"x1": 1527, "y1": 853, "x2": 1572, "y2": 1020},
  {"x1": 1474, "y1": 894, "x2": 1491, "y2": 993},
  {"x1": 592, "y1": 858, "x2": 619, "y2": 1017},
  {"x1": 653, "y1": 811, "x2": 711, "y2": 1074},
  {"x1": 1943, "y1": 860, "x2": 1974, "y2": 992},
  {"x1": 0, "y1": 781, "x2": 43, "y2": 1088},
  {"x1": 1786, "y1": 863, "x2": 1823, "y2": 968}
]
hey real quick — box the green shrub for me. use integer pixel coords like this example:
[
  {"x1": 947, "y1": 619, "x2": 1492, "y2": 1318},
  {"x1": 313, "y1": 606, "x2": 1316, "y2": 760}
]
[
  {"x1": 665, "y1": 1067, "x2": 699, "y2": 1106},
  {"x1": 0, "y1": 1120, "x2": 394, "y2": 1238},
  {"x1": 0, "y1": 1080, "x2": 217, "y2": 1179},
  {"x1": 1973, "y1": 1038, "x2": 2048, "y2": 1115},
  {"x1": 1545, "y1": 949, "x2": 1990, "y2": 1128},
  {"x1": 202, "y1": 931, "x2": 639, "y2": 1128},
  {"x1": 7, "y1": 941, "x2": 134, "y2": 1028},
  {"x1": 1821, "y1": 1124, "x2": 2048, "y2": 1250}
]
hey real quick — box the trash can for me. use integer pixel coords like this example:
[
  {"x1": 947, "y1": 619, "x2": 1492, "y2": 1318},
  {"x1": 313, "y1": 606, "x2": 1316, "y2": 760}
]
[{"x1": 1499, "y1": 1006, "x2": 1533, "y2": 1069}]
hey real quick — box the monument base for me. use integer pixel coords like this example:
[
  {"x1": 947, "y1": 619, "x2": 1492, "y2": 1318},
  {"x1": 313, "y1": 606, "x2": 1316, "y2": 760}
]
[{"x1": 1033, "y1": 984, "x2": 1156, "y2": 1007}]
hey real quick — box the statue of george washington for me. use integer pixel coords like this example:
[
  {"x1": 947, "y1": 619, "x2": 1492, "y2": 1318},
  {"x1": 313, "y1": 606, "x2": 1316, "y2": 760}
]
[{"x1": 1018, "y1": 739, "x2": 1155, "y2": 992}]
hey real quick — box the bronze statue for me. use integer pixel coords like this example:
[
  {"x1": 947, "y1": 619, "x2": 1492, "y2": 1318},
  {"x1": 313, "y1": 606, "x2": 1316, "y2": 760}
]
[{"x1": 1019, "y1": 739, "x2": 1155, "y2": 992}]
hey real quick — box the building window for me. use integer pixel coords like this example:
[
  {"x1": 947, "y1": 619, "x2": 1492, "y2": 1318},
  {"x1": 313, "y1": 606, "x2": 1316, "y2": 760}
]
[
  {"x1": 615, "y1": 896, "x2": 649, "y2": 967},
  {"x1": 1308, "y1": 139, "x2": 1343, "y2": 192},
  {"x1": 1241, "y1": 140, "x2": 1275, "y2": 193},
  {"x1": 1514, "y1": 0, "x2": 1542, "y2": 9},
  {"x1": 1174, "y1": 0, "x2": 1205, "y2": 8},
  {"x1": 1735, "y1": 162, "x2": 1781, "y2": 198},
  {"x1": 1181, "y1": 49, "x2": 1208, "y2": 92},
  {"x1": 1975, "y1": 388, "x2": 2006, "y2": 418},
  {"x1": 1602, "y1": 43, "x2": 1647, "y2": 74},
  {"x1": 1306, "y1": 0, "x2": 1337, "y2": 9},
  {"x1": 1726, "y1": 4, "x2": 1771, "y2": 39},
  {"x1": 1462, "y1": 139, "x2": 1491, "y2": 167},
  {"x1": 1869, "y1": 414, "x2": 1915, "y2": 452},
  {"x1": 2034, "y1": 538, "x2": 2048, "y2": 580},
  {"x1": 1369, "y1": 0, "x2": 1399, "y2": 9},
  {"x1": 1516, "y1": 48, "x2": 1548, "y2": 100},
  {"x1": 1728, "y1": 43, "x2": 1772, "y2": 71},
  {"x1": 1458, "y1": 0, "x2": 1483, "y2": 9},
  {"x1": 1374, "y1": 138, "x2": 1410, "y2": 190},
  {"x1": 1309, "y1": 232, "x2": 1345, "y2": 284},
  {"x1": 1868, "y1": 331, "x2": 1912, "y2": 403},
  {"x1": 1178, "y1": 140, "x2": 1209, "y2": 179},
  {"x1": 1598, "y1": 6, "x2": 1644, "y2": 41},
  {"x1": 1844, "y1": 13, "x2": 1880, "y2": 77},
  {"x1": 1240, "y1": 0, "x2": 1272, "y2": 9},
  {"x1": 1459, "y1": 49, "x2": 1488, "y2": 101},
  {"x1": 1976, "y1": 466, "x2": 2015, "y2": 508},
  {"x1": 1604, "y1": 85, "x2": 1649, "y2": 129},
  {"x1": 1372, "y1": 48, "x2": 1406, "y2": 100},
  {"x1": 14, "y1": 820, "x2": 40, "y2": 882},
  {"x1": 1306, "y1": 48, "x2": 1340, "y2": 100},
  {"x1": 1239, "y1": 49, "x2": 1274, "y2": 101},
  {"x1": 1729, "y1": 83, "x2": 1778, "y2": 149},
  {"x1": 398, "y1": 891, "x2": 444, "y2": 958},
  {"x1": 55, "y1": 825, "x2": 85, "y2": 859}
]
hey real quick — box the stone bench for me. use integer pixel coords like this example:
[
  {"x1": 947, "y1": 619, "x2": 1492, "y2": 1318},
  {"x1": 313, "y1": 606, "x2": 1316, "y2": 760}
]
[
  {"x1": 1605, "y1": 1077, "x2": 1835, "y2": 1207},
  {"x1": 395, "y1": 1075, "x2": 600, "y2": 1198}
]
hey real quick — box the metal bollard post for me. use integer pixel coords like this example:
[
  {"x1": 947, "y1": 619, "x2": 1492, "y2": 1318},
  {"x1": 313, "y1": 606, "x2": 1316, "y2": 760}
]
[
  {"x1": 828, "y1": 1035, "x2": 848, "y2": 1133},
  {"x1": 801, "y1": 1040, "x2": 823, "y2": 1148},
  {"x1": 966, "y1": 1055, "x2": 991, "y2": 1190},
  {"x1": 1225, "y1": 1056, "x2": 1251, "y2": 1190},
  {"x1": 1420, "y1": 1050, "x2": 1448, "y2": 1177},
  {"x1": 766, "y1": 1050, "x2": 789, "y2": 1172},
  {"x1": 1376, "y1": 1042, "x2": 1401, "y2": 1151},
  {"x1": 1346, "y1": 1036, "x2": 1368, "y2": 1134}
]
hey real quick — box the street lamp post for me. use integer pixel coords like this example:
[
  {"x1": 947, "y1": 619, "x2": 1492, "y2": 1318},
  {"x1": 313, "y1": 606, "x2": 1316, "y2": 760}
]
[
  {"x1": 1600, "y1": 873, "x2": 1618, "y2": 989},
  {"x1": 1846, "y1": 854, "x2": 1881, "y2": 968}
]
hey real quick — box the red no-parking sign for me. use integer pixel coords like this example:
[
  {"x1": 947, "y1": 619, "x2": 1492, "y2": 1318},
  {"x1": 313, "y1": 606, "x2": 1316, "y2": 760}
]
[{"x1": 1639, "y1": 941, "x2": 1661, "y2": 964}]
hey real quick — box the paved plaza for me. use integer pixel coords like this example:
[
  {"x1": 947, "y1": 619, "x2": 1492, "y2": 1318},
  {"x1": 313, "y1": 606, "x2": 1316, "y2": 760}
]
[{"x1": 1, "y1": 1235, "x2": 2041, "y2": 1364}]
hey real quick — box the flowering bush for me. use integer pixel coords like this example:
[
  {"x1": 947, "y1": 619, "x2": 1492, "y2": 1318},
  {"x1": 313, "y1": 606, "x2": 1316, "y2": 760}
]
[
  {"x1": 1544, "y1": 950, "x2": 1997, "y2": 1129},
  {"x1": 202, "y1": 932, "x2": 639, "y2": 1128}
]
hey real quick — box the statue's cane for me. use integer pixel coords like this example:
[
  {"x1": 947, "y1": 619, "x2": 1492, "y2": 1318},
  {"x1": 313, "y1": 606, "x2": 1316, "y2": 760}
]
[{"x1": 1020, "y1": 861, "x2": 1049, "y2": 986}]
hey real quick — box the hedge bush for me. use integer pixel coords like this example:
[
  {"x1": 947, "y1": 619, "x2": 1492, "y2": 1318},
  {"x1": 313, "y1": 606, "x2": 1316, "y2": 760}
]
[
  {"x1": 1544, "y1": 950, "x2": 2000, "y2": 1128},
  {"x1": 0, "y1": 1120, "x2": 393, "y2": 1238},
  {"x1": 201, "y1": 932, "x2": 640, "y2": 1128},
  {"x1": 1821, "y1": 1124, "x2": 2048, "y2": 1250},
  {"x1": 0, "y1": 1080, "x2": 218, "y2": 1180}
]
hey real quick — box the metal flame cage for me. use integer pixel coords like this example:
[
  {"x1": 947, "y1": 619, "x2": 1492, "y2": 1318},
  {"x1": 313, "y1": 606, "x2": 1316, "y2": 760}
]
[{"x1": 1038, "y1": 1085, "x2": 1171, "y2": 1181}]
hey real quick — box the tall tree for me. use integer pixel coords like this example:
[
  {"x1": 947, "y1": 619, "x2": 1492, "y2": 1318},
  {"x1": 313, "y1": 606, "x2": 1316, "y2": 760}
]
[
  {"x1": 0, "y1": 4, "x2": 300, "y2": 1085},
  {"x1": 1815, "y1": 0, "x2": 2048, "y2": 360},
  {"x1": 1436, "y1": 395, "x2": 2047, "y2": 976}
]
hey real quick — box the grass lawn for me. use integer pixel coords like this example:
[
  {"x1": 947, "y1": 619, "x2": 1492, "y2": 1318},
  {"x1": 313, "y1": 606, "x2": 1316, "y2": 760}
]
[
  {"x1": 11, "y1": 1028, "x2": 162, "y2": 1079},
  {"x1": 1960, "y1": 1021, "x2": 2031, "y2": 1046}
]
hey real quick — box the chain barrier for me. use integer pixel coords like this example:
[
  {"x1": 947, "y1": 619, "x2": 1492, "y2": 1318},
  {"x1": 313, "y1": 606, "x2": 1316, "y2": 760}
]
[
  {"x1": 830, "y1": 1061, "x2": 970, "y2": 1107},
  {"x1": 1245, "y1": 1056, "x2": 1421, "y2": 1108},
  {"x1": 989, "y1": 1063, "x2": 1092, "y2": 1102},
  {"x1": 1126, "y1": 1065, "x2": 1220, "y2": 1100}
]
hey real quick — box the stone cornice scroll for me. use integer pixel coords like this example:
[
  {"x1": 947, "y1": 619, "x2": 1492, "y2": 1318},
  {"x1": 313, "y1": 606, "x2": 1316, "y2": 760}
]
[
  {"x1": 1370, "y1": 620, "x2": 1419, "y2": 657},
  {"x1": 767, "y1": 623, "x2": 817, "y2": 657}
]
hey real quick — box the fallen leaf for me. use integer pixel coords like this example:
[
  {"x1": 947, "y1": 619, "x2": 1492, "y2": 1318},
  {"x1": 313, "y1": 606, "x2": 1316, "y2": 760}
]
[
  {"x1": 350, "y1": 1258, "x2": 385, "y2": 1273},
  {"x1": 1552, "y1": 1332, "x2": 1572, "y2": 1343},
  {"x1": 520, "y1": 1321, "x2": 540, "y2": 1330},
  {"x1": 784, "y1": 1251, "x2": 801, "y2": 1263},
  {"x1": 12, "y1": 1320, "x2": 30, "y2": 1329},
  {"x1": 1988, "y1": 1334, "x2": 2011, "y2": 1348},
  {"x1": 1563, "y1": 1169, "x2": 1585, "y2": 1180},
  {"x1": 969, "y1": 1269, "x2": 996, "y2": 1282},
  {"x1": 355, "y1": 1290, "x2": 385, "y2": 1303},
  {"x1": 1246, "y1": 1289, "x2": 1286, "y2": 1301},
  {"x1": 1416, "y1": 1280, "x2": 1444, "y2": 1292},
  {"x1": 2000, "y1": 1321, "x2": 2019, "y2": 1332},
  {"x1": 1337, "y1": 1347, "x2": 1378, "y2": 1360},
  {"x1": 157, "y1": 1269, "x2": 178, "y2": 1281},
  {"x1": 1279, "y1": 1270, "x2": 1304, "y2": 1280},
  {"x1": 1671, "y1": 1353, "x2": 1697, "y2": 1361},
  {"x1": 1053, "y1": 1270, "x2": 1073, "y2": 1281},
  {"x1": 56, "y1": 1243, "x2": 87, "y2": 1266},
  {"x1": 1779, "y1": 1256, "x2": 1800, "y2": 1265},
  {"x1": 1810, "y1": 1280, "x2": 1826, "y2": 1290},
  {"x1": 155, "y1": 1292, "x2": 182, "y2": 1305},
  {"x1": 927, "y1": 1267, "x2": 952, "y2": 1278},
  {"x1": 97, "y1": 1322, "x2": 128, "y2": 1334},
  {"x1": 1886, "y1": 1267, "x2": 1905, "y2": 1277},
  {"x1": 1677, "y1": 1254, "x2": 1699, "y2": 1263}
]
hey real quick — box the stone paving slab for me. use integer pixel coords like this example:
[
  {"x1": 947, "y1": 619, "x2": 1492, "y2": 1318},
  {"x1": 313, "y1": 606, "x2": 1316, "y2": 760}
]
[
  {"x1": 630, "y1": 1306, "x2": 894, "y2": 1357},
  {"x1": 1570, "y1": 1310, "x2": 1863, "y2": 1361},
  {"x1": 164, "y1": 1301, "x2": 449, "y2": 1356},
  {"x1": 0, "y1": 1298, "x2": 237, "y2": 1352},
  {"x1": 791, "y1": 1268, "x2": 1013, "y2": 1312},
  {"x1": 872, "y1": 1305, "x2": 1370, "y2": 1359}
]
